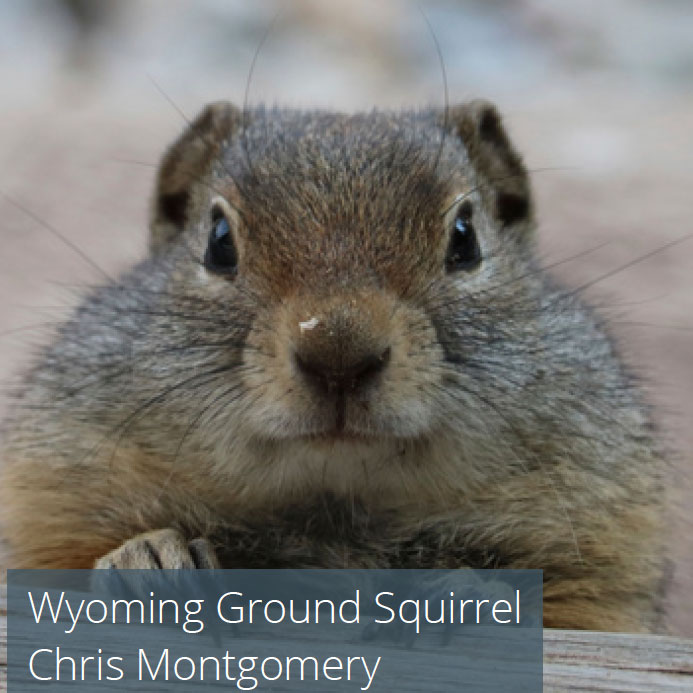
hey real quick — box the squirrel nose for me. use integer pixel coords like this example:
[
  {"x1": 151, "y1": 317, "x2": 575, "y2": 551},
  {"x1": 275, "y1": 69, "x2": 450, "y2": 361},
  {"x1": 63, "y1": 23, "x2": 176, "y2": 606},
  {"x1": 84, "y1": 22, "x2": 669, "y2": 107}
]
[{"x1": 294, "y1": 347, "x2": 391, "y2": 393}]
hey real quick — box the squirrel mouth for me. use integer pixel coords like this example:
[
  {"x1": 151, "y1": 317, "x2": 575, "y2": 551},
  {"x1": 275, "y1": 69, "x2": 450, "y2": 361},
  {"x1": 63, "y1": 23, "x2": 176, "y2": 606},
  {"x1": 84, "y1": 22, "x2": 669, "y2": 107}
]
[
  {"x1": 334, "y1": 391, "x2": 347, "y2": 432},
  {"x1": 301, "y1": 396, "x2": 377, "y2": 443},
  {"x1": 327, "y1": 390, "x2": 377, "y2": 441},
  {"x1": 305, "y1": 430, "x2": 376, "y2": 445}
]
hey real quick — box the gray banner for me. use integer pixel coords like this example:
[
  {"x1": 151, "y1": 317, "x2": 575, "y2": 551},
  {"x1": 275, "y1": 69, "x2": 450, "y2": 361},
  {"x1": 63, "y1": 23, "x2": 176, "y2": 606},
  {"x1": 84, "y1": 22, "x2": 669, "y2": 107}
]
[{"x1": 8, "y1": 569, "x2": 542, "y2": 691}]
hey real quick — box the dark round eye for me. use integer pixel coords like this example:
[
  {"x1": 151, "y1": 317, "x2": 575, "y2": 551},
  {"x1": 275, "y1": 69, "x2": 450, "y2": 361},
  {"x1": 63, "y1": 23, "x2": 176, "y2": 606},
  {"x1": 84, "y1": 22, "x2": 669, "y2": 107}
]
[
  {"x1": 204, "y1": 211, "x2": 237, "y2": 275},
  {"x1": 445, "y1": 201, "x2": 481, "y2": 272}
]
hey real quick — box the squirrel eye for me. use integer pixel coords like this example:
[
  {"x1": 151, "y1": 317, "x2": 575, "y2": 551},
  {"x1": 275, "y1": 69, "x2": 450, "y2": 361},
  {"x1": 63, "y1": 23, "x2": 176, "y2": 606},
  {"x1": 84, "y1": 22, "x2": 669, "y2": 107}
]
[
  {"x1": 204, "y1": 212, "x2": 237, "y2": 276},
  {"x1": 445, "y1": 201, "x2": 481, "y2": 273}
]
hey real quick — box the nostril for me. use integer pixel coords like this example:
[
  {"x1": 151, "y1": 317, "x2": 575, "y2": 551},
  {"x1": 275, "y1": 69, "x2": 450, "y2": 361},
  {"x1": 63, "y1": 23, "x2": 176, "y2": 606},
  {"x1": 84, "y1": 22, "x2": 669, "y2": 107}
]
[
  {"x1": 294, "y1": 352, "x2": 335, "y2": 393},
  {"x1": 294, "y1": 352, "x2": 326, "y2": 381},
  {"x1": 294, "y1": 346, "x2": 391, "y2": 392},
  {"x1": 354, "y1": 347, "x2": 391, "y2": 382}
]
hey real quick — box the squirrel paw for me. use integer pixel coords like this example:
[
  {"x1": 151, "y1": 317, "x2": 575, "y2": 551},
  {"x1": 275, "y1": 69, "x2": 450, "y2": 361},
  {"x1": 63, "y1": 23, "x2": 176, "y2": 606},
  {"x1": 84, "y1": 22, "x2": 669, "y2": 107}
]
[{"x1": 94, "y1": 528, "x2": 219, "y2": 569}]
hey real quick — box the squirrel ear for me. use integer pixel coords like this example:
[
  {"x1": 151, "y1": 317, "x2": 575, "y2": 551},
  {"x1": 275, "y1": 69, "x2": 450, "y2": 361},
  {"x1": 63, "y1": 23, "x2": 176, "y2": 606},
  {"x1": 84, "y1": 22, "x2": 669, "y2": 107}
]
[
  {"x1": 447, "y1": 100, "x2": 533, "y2": 231},
  {"x1": 149, "y1": 101, "x2": 242, "y2": 252}
]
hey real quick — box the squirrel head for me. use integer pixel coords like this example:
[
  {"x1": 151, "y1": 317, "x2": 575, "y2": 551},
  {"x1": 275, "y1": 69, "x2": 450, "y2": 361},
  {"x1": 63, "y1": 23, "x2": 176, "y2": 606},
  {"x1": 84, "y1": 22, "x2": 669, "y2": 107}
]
[{"x1": 146, "y1": 101, "x2": 540, "y2": 463}]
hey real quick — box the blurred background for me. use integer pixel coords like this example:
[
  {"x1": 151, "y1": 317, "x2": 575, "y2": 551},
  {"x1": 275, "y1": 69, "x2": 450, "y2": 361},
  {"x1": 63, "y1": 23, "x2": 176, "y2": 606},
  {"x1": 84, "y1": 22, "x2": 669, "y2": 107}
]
[{"x1": 0, "y1": 0, "x2": 691, "y2": 635}]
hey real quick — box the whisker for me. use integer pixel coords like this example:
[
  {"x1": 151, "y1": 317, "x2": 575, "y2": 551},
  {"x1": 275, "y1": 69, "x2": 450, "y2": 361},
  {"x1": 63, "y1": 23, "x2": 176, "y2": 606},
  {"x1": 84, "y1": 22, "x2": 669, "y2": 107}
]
[
  {"x1": 568, "y1": 233, "x2": 693, "y2": 296},
  {"x1": 153, "y1": 380, "x2": 247, "y2": 500},
  {"x1": 418, "y1": 5, "x2": 449, "y2": 174},
  {"x1": 0, "y1": 190, "x2": 113, "y2": 282},
  {"x1": 241, "y1": 9, "x2": 283, "y2": 179},
  {"x1": 101, "y1": 364, "x2": 241, "y2": 471}
]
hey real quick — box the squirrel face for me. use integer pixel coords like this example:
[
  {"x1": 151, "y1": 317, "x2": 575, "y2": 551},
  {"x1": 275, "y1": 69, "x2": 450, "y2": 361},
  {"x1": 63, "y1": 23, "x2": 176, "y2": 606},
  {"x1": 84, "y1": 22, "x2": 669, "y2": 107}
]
[{"x1": 145, "y1": 101, "x2": 547, "y2": 479}]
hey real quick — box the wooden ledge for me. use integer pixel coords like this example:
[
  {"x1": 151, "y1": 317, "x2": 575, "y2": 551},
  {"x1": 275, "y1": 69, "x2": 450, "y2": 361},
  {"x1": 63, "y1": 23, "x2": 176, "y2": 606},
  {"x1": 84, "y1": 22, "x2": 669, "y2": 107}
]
[{"x1": 543, "y1": 628, "x2": 693, "y2": 691}]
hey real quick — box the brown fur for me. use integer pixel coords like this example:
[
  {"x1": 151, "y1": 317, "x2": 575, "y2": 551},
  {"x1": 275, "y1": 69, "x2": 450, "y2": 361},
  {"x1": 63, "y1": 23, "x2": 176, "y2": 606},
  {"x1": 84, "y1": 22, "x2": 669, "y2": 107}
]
[{"x1": 0, "y1": 100, "x2": 665, "y2": 631}]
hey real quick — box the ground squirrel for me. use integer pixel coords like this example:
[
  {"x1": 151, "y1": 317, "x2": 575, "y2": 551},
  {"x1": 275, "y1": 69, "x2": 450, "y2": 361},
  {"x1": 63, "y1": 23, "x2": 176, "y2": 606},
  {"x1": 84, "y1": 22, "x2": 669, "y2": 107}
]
[{"x1": 0, "y1": 100, "x2": 665, "y2": 631}]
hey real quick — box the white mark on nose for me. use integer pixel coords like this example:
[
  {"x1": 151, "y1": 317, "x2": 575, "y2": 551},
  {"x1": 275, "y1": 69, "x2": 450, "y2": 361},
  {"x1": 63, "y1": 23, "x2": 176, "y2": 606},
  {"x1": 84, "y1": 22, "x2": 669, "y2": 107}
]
[{"x1": 299, "y1": 316, "x2": 320, "y2": 333}]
